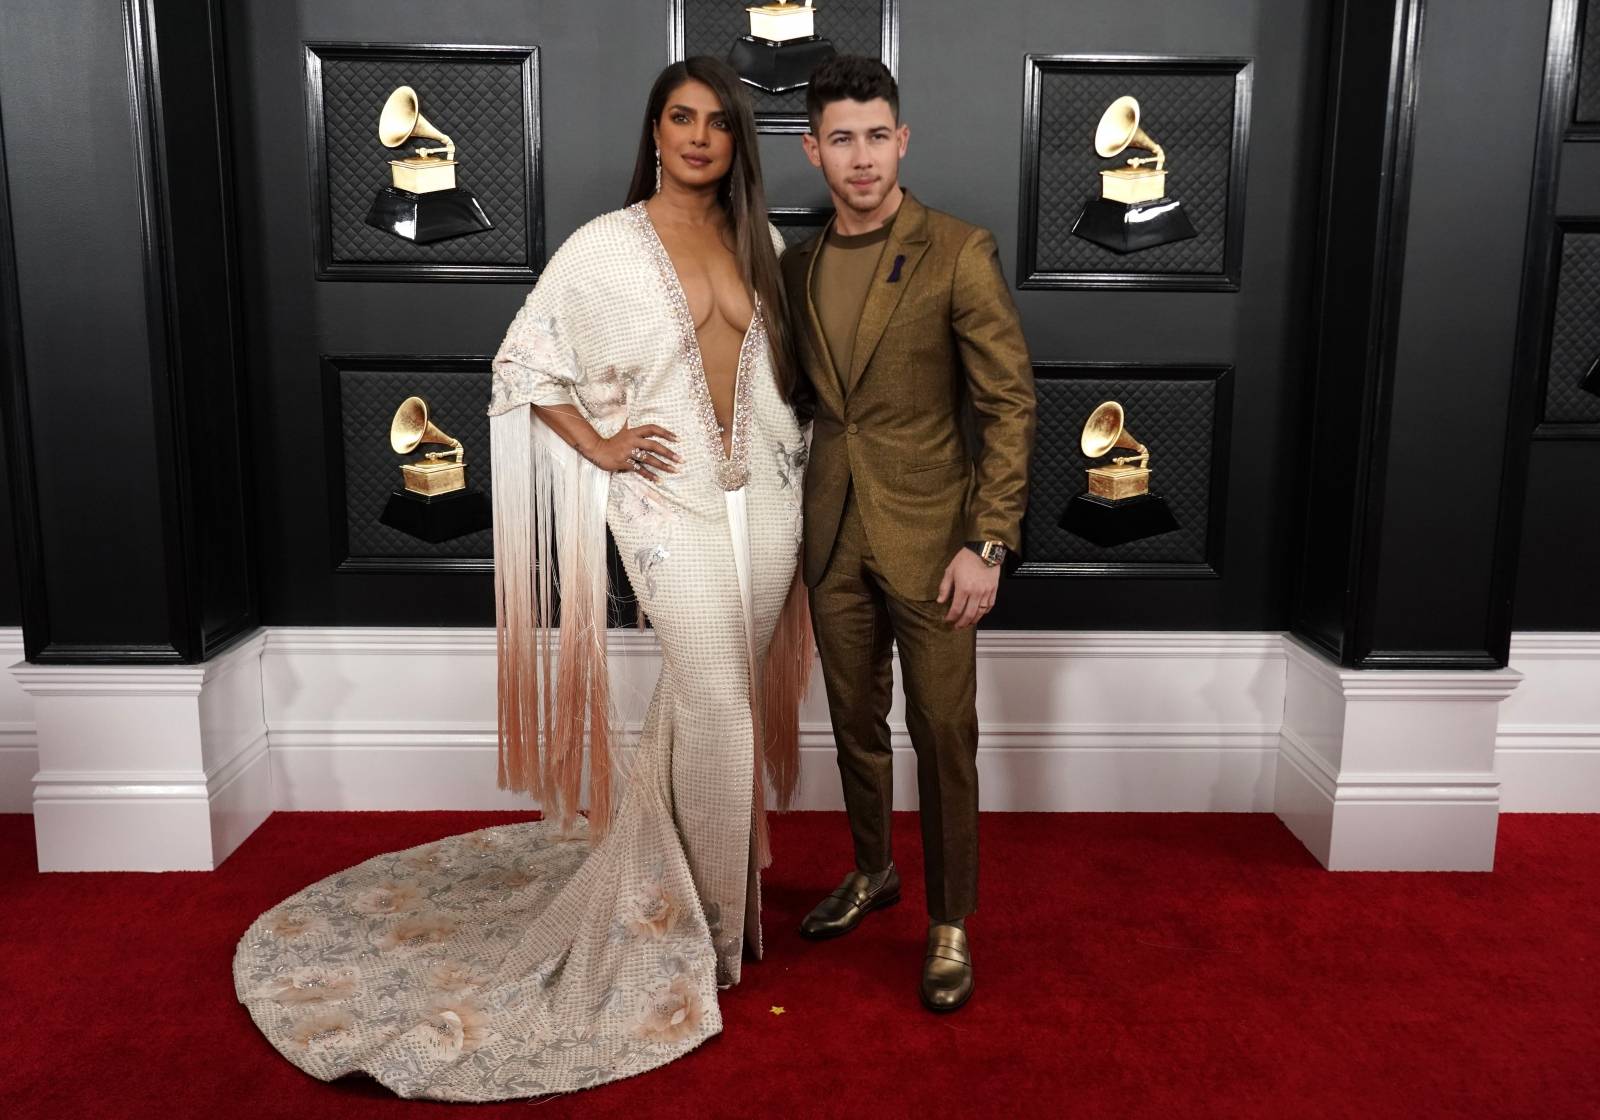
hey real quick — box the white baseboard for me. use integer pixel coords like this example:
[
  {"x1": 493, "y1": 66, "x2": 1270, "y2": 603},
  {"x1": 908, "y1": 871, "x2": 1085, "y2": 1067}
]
[
  {"x1": 15, "y1": 632, "x2": 272, "y2": 871},
  {"x1": 1498, "y1": 634, "x2": 1600, "y2": 811},
  {"x1": 0, "y1": 631, "x2": 32, "y2": 812},
  {"x1": 260, "y1": 627, "x2": 1287, "y2": 814},
  {"x1": 2, "y1": 627, "x2": 1596, "y2": 864}
]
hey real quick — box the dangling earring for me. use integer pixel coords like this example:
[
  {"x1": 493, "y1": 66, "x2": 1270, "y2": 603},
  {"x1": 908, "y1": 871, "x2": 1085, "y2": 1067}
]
[{"x1": 654, "y1": 148, "x2": 662, "y2": 193}]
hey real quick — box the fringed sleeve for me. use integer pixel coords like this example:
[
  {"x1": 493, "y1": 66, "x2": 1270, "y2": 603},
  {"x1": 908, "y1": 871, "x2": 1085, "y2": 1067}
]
[{"x1": 488, "y1": 274, "x2": 618, "y2": 841}]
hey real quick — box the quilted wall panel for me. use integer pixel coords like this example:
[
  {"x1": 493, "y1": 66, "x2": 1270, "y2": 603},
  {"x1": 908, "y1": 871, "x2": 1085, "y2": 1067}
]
[
  {"x1": 309, "y1": 45, "x2": 540, "y2": 275},
  {"x1": 334, "y1": 361, "x2": 494, "y2": 563},
  {"x1": 1545, "y1": 227, "x2": 1600, "y2": 424},
  {"x1": 772, "y1": 208, "x2": 832, "y2": 247},
  {"x1": 1029, "y1": 63, "x2": 1242, "y2": 279},
  {"x1": 675, "y1": 0, "x2": 894, "y2": 124},
  {"x1": 1021, "y1": 368, "x2": 1227, "y2": 572}
]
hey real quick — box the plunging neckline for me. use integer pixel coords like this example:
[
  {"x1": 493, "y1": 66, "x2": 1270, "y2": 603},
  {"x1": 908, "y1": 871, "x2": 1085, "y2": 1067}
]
[{"x1": 629, "y1": 202, "x2": 760, "y2": 491}]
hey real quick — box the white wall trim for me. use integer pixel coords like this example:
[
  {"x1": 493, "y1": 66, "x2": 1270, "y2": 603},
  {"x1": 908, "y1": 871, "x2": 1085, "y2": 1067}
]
[
  {"x1": 14, "y1": 631, "x2": 272, "y2": 870},
  {"x1": 2, "y1": 626, "x2": 1596, "y2": 869},
  {"x1": 261, "y1": 630, "x2": 1289, "y2": 814},
  {"x1": 1497, "y1": 634, "x2": 1600, "y2": 810}
]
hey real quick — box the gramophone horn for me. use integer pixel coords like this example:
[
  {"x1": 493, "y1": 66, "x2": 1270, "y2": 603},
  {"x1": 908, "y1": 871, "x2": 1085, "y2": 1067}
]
[
  {"x1": 1080, "y1": 400, "x2": 1147, "y2": 463},
  {"x1": 377, "y1": 86, "x2": 454, "y2": 159},
  {"x1": 1094, "y1": 95, "x2": 1165, "y2": 170},
  {"x1": 389, "y1": 396, "x2": 462, "y2": 458}
]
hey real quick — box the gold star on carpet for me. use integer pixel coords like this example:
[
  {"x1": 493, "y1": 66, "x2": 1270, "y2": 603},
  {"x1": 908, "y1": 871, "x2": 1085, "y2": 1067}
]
[{"x1": 769, "y1": 1006, "x2": 786, "y2": 1016}]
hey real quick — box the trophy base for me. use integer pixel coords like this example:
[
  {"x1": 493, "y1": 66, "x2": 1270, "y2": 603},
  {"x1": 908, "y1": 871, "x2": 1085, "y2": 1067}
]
[
  {"x1": 365, "y1": 185, "x2": 493, "y2": 244},
  {"x1": 1071, "y1": 196, "x2": 1198, "y2": 254},
  {"x1": 1086, "y1": 464, "x2": 1150, "y2": 502},
  {"x1": 400, "y1": 460, "x2": 465, "y2": 496},
  {"x1": 728, "y1": 35, "x2": 837, "y2": 94},
  {"x1": 379, "y1": 487, "x2": 491, "y2": 544},
  {"x1": 1059, "y1": 492, "x2": 1179, "y2": 547},
  {"x1": 1582, "y1": 355, "x2": 1600, "y2": 398}
]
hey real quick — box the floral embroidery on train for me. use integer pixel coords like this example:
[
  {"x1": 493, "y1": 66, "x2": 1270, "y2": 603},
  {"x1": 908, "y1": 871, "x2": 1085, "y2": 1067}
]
[
  {"x1": 286, "y1": 1007, "x2": 360, "y2": 1054},
  {"x1": 631, "y1": 955, "x2": 708, "y2": 1045},
  {"x1": 623, "y1": 881, "x2": 683, "y2": 940},
  {"x1": 405, "y1": 996, "x2": 499, "y2": 1061},
  {"x1": 255, "y1": 965, "x2": 362, "y2": 1006},
  {"x1": 372, "y1": 911, "x2": 461, "y2": 954}
]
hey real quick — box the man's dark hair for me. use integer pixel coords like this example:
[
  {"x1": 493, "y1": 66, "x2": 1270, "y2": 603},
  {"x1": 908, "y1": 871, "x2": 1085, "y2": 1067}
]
[{"x1": 805, "y1": 55, "x2": 899, "y2": 133}]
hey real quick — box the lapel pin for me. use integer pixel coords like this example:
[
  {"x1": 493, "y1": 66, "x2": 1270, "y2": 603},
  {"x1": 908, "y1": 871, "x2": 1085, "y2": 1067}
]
[{"x1": 887, "y1": 253, "x2": 906, "y2": 283}]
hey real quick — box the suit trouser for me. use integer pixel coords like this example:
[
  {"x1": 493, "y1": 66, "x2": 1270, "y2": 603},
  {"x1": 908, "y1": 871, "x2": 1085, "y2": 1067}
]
[{"x1": 809, "y1": 488, "x2": 979, "y2": 921}]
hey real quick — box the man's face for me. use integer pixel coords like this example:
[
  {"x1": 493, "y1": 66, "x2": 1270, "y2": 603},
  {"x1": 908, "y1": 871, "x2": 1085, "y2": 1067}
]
[{"x1": 802, "y1": 97, "x2": 909, "y2": 214}]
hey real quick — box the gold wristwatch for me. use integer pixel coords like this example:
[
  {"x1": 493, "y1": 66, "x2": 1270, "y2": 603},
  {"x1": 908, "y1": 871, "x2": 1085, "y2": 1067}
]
[{"x1": 965, "y1": 540, "x2": 1008, "y2": 568}]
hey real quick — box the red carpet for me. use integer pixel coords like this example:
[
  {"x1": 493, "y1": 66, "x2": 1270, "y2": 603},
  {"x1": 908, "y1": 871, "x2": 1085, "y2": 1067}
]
[{"x1": 3, "y1": 810, "x2": 1597, "y2": 1118}]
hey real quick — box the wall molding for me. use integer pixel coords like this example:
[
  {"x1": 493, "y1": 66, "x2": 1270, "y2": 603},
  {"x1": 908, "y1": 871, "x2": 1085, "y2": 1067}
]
[{"x1": 1, "y1": 627, "x2": 1595, "y2": 864}]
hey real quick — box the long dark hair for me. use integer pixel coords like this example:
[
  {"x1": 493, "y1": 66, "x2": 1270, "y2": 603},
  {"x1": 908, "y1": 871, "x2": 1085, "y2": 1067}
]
[{"x1": 626, "y1": 57, "x2": 798, "y2": 400}]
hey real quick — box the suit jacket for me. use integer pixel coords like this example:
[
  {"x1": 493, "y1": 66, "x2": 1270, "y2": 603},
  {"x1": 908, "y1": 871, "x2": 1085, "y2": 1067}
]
[{"x1": 782, "y1": 191, "x2": 1036, "y2": 600}]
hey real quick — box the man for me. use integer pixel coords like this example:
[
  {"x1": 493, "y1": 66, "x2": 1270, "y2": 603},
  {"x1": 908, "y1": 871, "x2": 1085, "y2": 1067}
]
[{"x1": 782, "y1": 55, "x2": 1036, "y2": 1013}]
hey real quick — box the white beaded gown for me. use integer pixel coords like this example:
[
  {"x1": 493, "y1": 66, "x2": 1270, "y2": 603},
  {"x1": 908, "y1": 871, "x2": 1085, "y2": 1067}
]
[{"x1": 232, "y1": 205, "x2": 810, "y2": 1100}]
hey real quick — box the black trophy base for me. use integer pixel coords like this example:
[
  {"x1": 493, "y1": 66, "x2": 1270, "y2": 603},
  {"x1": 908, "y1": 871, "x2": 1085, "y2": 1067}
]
[
  {"x1": 365, "y1": 186, "x2": 493, "y2": 245},
  {"x1": 728, "y1": 35, "x2": 837, "y2": 94},
  {"x1": 1071, "y1": 196, "x2": 1198, "y2": 254},
  {"x1": 379, "y1": 487, "x2": 491, "y2": 543},
  {"x1": 1582, "y1": 355, "x2": 1600, "y2": 398},
  {"x1": 1060, "y1": 492, "x2": 1179, "y2": 547}
]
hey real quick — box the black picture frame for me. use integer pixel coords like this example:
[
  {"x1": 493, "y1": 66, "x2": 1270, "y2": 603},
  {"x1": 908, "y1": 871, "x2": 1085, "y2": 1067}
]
[
  {"x1": 303, "y1": 42, "x2": 543, "y2": 282},
  {"x1": 321, "y1": 354, "x2": 495, "y2": 574},
  {"x1": 1571, "y1": 0, "x2": 1600, "y2": 139},
  {"x1": 668, "y1": 0, "x2": 899, "y2": 134},
  {"x1": 1532, "y1": 217, "x2": 1600, "y2": 438},
  {"x1": 1016, "y1": 362, "x2": 1233, "y2": 578},
  {"x1": 1017, "y1": 54, "x2": 1253, "y2": 292}
]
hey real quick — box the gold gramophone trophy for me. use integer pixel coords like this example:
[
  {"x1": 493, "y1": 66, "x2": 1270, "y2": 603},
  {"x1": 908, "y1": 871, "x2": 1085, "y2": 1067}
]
[
  {"x1": 1059, "y1": 401, "x2": 1179, "y2": 546},
  {"x1": 364, "y1": 86, "x2": 493, "y2": 244},
  {"x1": 729, "y1": 1, "x2": 836, "y2": 94},
  {"x1": 391, "y1": 396, "x2": 465, "y2": 495},
  {"x1": 1071, "y1": 96, "x2": 1198, "y2": 254},
  {"x1": 378, "y1": 396, "x2": 491, "y2": 543}
]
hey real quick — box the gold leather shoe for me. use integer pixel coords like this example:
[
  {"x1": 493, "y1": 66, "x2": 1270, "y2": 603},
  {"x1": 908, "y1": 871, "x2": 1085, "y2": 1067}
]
[
  {"x1": 798, "y1": 865, "x2": 901, "y2": 940},
  {"x1": 920, "y1": 923, "x2": 974, "y2": 1013}
]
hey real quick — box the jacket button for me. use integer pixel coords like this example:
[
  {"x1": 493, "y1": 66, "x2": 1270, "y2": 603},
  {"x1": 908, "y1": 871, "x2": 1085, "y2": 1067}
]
[{"x1": 846, "y1": 422, "x2": 859, "y2": 435}]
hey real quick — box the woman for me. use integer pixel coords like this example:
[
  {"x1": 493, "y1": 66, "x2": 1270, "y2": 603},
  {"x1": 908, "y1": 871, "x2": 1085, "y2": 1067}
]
[{"x1": 232, "y1": 58, "x2": 811, "y2": 1100}]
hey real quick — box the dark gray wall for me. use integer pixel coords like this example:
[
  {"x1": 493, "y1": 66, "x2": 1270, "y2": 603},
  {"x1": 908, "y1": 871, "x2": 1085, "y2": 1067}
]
[
  {"x1": 0, "y1": 0, "x2": 256, "y2": 662},
  {"x1": 232, "y1": 0, "x2": 1328, "y2": 629},
  {"x1": 1366, "y1": 0, "x2": 1549, "y2": 654},
  {"x1": 1, "y1": 0, "x2": 1587, "y2": 642},
  {"x1": 0, "y1": 0, "x2": 173, "y2": 645}
]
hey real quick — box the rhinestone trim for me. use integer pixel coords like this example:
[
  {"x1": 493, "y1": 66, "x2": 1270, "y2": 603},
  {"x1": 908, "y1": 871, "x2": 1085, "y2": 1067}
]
[{"x1": 627, "y1": 202, "x2": 759, "y2": 493}]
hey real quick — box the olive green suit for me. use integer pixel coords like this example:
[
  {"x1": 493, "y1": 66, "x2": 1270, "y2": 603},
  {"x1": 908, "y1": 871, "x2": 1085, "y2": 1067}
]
[{"x1": 782, "y1": 191, "x2": 1035, "y2": 920}]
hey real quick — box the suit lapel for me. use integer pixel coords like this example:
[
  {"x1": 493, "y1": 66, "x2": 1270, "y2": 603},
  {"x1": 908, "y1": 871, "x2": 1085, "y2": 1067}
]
[
  {"x1": 846, "y1": 192, "x2": 930, "y2": 395},
  {"x1": 800, "y1": 217, "x2": 847, "y2": 415}
]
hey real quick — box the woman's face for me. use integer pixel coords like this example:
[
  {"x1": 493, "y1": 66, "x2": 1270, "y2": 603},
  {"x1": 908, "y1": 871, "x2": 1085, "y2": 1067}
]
[{"x1": 652, "y1": 78, "x2": 735, "y2": 192}]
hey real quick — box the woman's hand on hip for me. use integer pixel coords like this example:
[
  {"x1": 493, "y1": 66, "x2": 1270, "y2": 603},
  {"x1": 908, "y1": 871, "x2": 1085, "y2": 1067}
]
[{"x1": 581, "y1": 424, "x2": 681, "y2": 482}]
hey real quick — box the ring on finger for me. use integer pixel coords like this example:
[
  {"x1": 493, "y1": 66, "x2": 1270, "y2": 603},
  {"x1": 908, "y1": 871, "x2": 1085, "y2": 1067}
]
[{"x1": 630, "y1": 447, "x2": 645, "y2": 461}]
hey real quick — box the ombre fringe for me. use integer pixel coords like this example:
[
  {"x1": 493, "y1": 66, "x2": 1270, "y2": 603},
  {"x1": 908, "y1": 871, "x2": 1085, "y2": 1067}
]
[
  {"x1": 748, "y1": 569, "x2": 813, "y2": 868},
  {"x1": 490, "y1": 406, "x2": 617, "y2": 843},
  {"x1": 760, "y1": 570, "x2": 812, "y2": 811}
]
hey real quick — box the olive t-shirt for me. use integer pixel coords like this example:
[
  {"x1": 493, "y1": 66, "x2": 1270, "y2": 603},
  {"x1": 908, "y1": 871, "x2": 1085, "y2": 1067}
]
[{"x1": 810, "y1": 219, "x2": 894, "y2": 392}]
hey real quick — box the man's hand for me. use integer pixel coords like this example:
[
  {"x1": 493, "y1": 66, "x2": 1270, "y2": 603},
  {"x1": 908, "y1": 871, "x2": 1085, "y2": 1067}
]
[{"x1": 937, "y1": 548, "x2": 1001, "y2": 629}]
